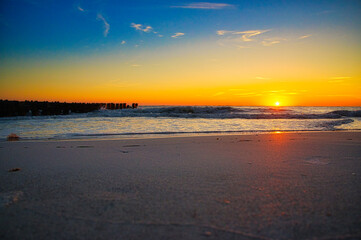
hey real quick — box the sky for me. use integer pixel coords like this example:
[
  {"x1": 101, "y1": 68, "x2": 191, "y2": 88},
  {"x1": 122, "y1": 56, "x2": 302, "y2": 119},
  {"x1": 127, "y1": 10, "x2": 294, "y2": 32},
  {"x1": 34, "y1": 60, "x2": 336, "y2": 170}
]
[{"x1": 0, "y1": 0, "x2": 360, "y2": 106}]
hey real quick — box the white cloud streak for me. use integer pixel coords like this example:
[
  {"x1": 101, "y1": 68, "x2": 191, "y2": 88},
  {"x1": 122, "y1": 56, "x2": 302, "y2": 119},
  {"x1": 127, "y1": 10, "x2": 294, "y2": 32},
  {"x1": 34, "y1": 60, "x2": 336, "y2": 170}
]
[
  {"x1": 261, "y1": 38, "x2": 286, "y2": 46},
  {"x1": 172, "y1": 2, "x2": 234, "y2": 9},
  {"x1": 234, "y1": 30, "x2": 269, "y2": 42},
  {"x1": 299, "y1": 34, "x2": 311, "y2": 39},
  {"x1": 171, "y1": 32, "x2": 185, "y2": 38},
  {"x1": 262, "y1": 40, "x2": 280, "y2": 46},
  {"x1": 97, "y1": 14, "x2": 110, "y2": 37},
  {"x1": 217, "y1": 29, "x2": 269, "y2": 42},
  {"x1": 216, "y1": 30, "x2": 232, "y2": 36},
  {"x1": 217, "y1": 29, "x2": 292, "y2": 49},
  {"x1": 131, "y1": 23, "x2": 153, "y2": 33}
]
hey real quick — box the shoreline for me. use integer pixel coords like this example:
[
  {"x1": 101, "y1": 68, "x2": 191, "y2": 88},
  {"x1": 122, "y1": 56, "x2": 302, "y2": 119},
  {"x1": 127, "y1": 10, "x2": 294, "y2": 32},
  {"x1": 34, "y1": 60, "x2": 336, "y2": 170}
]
[
  {"x1": 1, "y1": 131, "x2": 360, "y2": 239},
  {"x1": 4, "y1": 129, "x2": 361, "y2": 143}
]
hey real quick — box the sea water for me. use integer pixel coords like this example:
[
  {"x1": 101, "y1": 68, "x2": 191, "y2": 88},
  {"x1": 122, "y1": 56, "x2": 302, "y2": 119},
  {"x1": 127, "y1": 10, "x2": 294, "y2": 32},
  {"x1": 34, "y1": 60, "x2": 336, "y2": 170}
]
[{"x1": 0, "y1": 106, "x2": 360, "y2": 141}]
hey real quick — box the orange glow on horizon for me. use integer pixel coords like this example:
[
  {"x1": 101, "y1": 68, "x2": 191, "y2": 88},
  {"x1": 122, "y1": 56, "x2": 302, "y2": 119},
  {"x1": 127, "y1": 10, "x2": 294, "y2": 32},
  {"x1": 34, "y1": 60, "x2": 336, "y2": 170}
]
[
  {"x1": 1, "y1": 87, "x2": 360, "y2": 106},
  {"x1": 0, "y1": 32, "x2": 360, "y2": 107}
]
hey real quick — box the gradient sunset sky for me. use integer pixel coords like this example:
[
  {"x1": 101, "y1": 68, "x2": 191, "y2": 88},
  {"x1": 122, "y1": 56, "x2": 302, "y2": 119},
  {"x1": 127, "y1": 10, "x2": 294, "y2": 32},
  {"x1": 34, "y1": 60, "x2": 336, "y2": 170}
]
[{"x1": 0, "y1": 0, "x2": 360, "y2": 106}]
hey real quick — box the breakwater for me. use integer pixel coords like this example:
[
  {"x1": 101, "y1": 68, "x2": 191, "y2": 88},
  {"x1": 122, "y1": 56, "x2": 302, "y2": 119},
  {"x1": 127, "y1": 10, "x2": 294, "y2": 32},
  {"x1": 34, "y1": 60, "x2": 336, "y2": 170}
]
[{"x1": 0, "y1": 100, "x2": 138, "y2": 117}]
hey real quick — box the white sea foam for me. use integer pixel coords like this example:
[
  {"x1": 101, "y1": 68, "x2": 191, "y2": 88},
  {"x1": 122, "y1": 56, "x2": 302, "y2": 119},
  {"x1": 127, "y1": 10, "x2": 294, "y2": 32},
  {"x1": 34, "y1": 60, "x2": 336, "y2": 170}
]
[{"x1": 0, "y1": 106, "x2": 360, "y2": 140}]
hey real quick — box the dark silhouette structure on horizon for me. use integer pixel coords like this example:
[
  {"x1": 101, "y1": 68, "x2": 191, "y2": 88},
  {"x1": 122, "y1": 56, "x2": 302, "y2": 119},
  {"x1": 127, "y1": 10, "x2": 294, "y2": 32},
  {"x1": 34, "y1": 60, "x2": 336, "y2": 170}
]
[{"x1": 0, "y1": 100, "x2": 138, "y2": 117}]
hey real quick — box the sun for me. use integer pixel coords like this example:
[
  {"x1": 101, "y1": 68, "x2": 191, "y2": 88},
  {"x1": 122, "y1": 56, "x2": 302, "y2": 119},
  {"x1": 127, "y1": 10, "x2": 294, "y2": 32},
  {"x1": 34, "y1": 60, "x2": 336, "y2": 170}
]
[{"x1": 275, "y1": 101, "x2": 280, "y2": 106}]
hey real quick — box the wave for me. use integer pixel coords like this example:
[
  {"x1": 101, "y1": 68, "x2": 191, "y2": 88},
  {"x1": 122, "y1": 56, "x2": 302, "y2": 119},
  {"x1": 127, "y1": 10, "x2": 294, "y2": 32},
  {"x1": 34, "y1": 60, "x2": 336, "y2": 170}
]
[
  {"x1": 1, "y1": 106, "x2": 360, "y2": 120},
  {"x1": 64, "y1": 129, "x2": 319, "y2": 139},
  {"x1": 27, "y1": 123, "x2": 358, "y2": 140},
  {"x1": 315, "y1": 118, "x2": 355, "y2": 130},
  {"x1": 87, "y1": 107, "x2": 361, "y2": 119},
  {"x1": 327, "y1": 110, "x2": 361, "y2": 117}
]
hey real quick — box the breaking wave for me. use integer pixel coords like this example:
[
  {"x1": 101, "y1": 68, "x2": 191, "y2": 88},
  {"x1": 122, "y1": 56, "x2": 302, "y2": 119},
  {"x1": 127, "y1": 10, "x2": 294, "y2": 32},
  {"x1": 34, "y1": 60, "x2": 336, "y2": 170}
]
[
  {"x1": 315, "y1": 118, "x2": 355, "y2": 130},
  {"x1": 1, "y1": 106, "x2": 360, "y2": 121},
  {"x1": 83, "y1": 107, "x2": 361, "y2": 120},
  {"x1": 1, "y1": 106, "x2": 360, "y2": 141}
]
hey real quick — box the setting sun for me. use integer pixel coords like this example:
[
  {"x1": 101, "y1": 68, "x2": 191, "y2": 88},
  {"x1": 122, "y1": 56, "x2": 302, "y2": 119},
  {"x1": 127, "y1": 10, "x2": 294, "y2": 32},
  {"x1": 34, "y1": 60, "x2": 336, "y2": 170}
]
[{"x1": 0, "y1": 0, "x2": 360, "y2": 107}]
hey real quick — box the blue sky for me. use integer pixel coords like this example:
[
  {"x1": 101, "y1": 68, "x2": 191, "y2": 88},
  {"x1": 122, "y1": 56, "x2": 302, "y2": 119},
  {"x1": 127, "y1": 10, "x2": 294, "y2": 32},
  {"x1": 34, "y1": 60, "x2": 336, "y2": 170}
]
[{"x1": 1, "y1": 0, "x2": 360, "y2": 58}]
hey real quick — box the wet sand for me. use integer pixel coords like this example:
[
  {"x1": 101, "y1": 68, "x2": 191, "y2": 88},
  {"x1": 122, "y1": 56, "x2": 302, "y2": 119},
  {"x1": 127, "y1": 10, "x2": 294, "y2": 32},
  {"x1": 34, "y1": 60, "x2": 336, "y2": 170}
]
[{"x1": 0, "y1": 132, "x2": 361, "y2": 239}]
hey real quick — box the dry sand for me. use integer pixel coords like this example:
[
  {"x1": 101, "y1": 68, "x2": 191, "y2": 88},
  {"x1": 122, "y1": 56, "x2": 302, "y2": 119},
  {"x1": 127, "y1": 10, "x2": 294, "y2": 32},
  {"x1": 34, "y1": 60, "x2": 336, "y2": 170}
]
[{"x1": 0, "y1": 132, "x2": 360, "y2": 239}]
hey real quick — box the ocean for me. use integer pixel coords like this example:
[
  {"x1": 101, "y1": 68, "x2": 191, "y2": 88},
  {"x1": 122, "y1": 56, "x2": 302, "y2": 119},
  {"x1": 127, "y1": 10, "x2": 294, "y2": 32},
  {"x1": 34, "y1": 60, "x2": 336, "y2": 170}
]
[{"x1": 0, "y1": 106, "x2": 360, "y2": 141}]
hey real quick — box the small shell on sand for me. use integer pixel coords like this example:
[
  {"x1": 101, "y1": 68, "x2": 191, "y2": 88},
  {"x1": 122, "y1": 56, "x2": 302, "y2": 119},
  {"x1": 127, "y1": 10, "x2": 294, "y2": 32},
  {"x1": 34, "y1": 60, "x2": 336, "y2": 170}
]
[{"x1": 7, "y1": 133, "x2": 20, "y2": 141}]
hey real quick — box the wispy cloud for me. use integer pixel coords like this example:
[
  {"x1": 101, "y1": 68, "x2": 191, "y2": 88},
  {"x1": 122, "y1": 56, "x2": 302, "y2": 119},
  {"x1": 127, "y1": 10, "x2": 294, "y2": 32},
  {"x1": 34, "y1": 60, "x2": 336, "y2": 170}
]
[
  {"x1": 77, "y1": 6, "x2": 85, "y2": 12},
  {"x1": 299, "y1": 34, "x2": 311, "y2": 39},
  {"x1": 255, "y1": 76, "x2": 271, "y2": 80},
  {"x1": 97, "y1": 14, "x2": 110, "y2": 37},
  {"x1": 261, "y1": 38, "x2": 286, "y2": 46},
  {"x1": 131, "y1": 23, "x2": 153, "y2": 33},
  {"x1": 172, "y1": 32, "x2": 185, "y2": 38},
  {"x1": 235, "y1": 30, "x2": 269, "y2": 42},
  {"x1": 216, "y1": 29, "x2": 294, "y2": 49},
  {"x1": 172, "y1": 2, "x2": 234, "y2": 10},
  {"x1": 263, "y1": 90, "x2": 285, "y2": 93},
  {"x1": 216, "y1": 30, "x2": 232, "y2": 36},
  {"x1": 262, "y1": 40, "x2": 280, "y2": 46},
  {"x1": 217, "y1": 29, "x2": 269, "y2": 42}
]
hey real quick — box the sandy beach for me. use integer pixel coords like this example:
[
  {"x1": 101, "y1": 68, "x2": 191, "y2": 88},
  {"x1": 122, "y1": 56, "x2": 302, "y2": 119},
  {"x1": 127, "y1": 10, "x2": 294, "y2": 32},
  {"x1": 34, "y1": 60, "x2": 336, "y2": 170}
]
[{"x1": 0, "y1": 132, "x2": 360, "y2": 239}]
